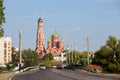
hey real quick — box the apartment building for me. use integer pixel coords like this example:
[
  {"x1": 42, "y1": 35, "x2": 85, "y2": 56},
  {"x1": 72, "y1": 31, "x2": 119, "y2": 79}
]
[{"x1": 0, "y1": 37, "x2": 12, "y2": 67}]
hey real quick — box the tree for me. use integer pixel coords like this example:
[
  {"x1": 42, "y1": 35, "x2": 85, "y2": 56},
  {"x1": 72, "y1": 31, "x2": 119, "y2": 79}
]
[
  {"x1": 106, "y1": 36, "x2": 116, "y2": 61},
  {"x1": 43, "y1": 53, "x2": 53, "y2": 67},
  {"x1": 106, "y1": 36, "x2": 120, "y2": 73},
  {"x1": 108, "y1": 63, "x2": 120, "y2": 73},
  {"x1": 107, "y1": 36, "x2": 117, "y2": 50},
  {"x1": 6, "y1": 61, "x2": 16, "y2": 71},
  {"x1": 0, "y1": 27, "x2": 4, "y2": 37},
  {"x1": 116, "y1": 40, "x2": 120, "y2": 63},
  {"x1": 66, "y1": 50, "x2": 82, "y2": 65},
  {"x1": 106, "y1": 36, "x2": 120, "y2": 63},
  {"x1": 93, "y1": 36, "x2": 120, "y2": 73},
  {"x1": 79, "y1": 52, "x2": 88, "y2": 67},
  {"x1": 92, "y1": 46, "x2": 113, "y2": 70},
  {"x1": 0, "y1": 0, "x2": 5, "y2": 37},
  {"x1": 23, "y1": 49, "x2": 40, "y2": 67},
  {"x1": 11, "y1": 46, "x2": 17, "y2": 64},
  {"x1": 43, "y1": 53, "x2": 53, "y2": 61}
]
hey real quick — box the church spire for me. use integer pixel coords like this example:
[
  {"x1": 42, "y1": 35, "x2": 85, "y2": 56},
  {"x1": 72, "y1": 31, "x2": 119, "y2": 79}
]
[{"x1": 36, "y1": 18, "x2": 45, "y2": 56}]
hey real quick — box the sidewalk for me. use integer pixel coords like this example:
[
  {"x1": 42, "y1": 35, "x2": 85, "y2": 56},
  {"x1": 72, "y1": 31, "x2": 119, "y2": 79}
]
[
  {"x1": 0, "y1": 68, "x2": 38, "y2": 80},
  {"x1": 0, "y1": 72, "x2": 15, "y2": 80}
]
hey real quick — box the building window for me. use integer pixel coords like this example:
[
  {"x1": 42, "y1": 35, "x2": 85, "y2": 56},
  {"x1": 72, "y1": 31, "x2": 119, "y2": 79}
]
[
  {"x1": 4, "y1": 50, "x2": 6, "y2": 54},
  {"x1": 4, "y1": 43, "x2": 7, "y2": 48},
  {"x1": 8, "y1": 42, "x2": 10, "y2": 45}
]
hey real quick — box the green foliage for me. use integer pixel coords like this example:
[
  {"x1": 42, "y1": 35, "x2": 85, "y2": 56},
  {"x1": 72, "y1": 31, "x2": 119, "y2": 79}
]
[
  {"x1": 6, "y1": 61, "x2": 16, "y2": 71},
  {"x1": 79, "y1": 52, "x2": 88, "y2": 66},
  {"x1": 44, "y1": 57, "x2": 51, "y2": 67},
  {"x1": 43, "y1": 53, "x2": 53, "y2": 61},
  {"x1": 107, "y1": 36, "x2": 117, "y2": 50},
  {"x1": 66, "y1": 50, "x2": 80, "y2": 65},
  {"x1": 0, "y1": 27, "x2": 4, "y2": 37},
  {"x1": 11, "y1": 46, "x2": 17, "y2": 64},
  {"x1": 0, "y1": 0, "x2": 5, "y2": 37},
  {"x1": 79, "y1": 52, "x2": 87, "y2": 58},
  {"x1": 116, "y1": 40, "x2": 120, "y2": 63},
  {"x1": 0, "y1": 66, "x2": 7, "y2": 71},
  {"x1": 93, "y1": 36, "x2": 120, "y2": 73},
  {"x1": 93, "y1": 46, "x2": 113, "y2": 67},
  {"x1": 43, "y1": 53, "x2": 53, "y2": 67},
  {"x1": 66, "y1": 50, "x2": 89, "y2": 66},
  {"x1": 108, "y1": 63, "x2": 120, "y2": 73},
  {"x1": 23, "y1": 49, "x2": 40, "y2": 67}
]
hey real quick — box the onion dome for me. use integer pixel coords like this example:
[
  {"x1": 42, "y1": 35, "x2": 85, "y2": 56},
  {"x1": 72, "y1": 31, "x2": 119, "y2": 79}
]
[
  {"x1": 52, "y1": 31, "x2": 60, "y2": 38},
  {"x1": 48, "y1": 39, "x2": 52, "y2": 43},
  {"x1": 38, "y1": 18, "x2": 43, "y2": 22}
]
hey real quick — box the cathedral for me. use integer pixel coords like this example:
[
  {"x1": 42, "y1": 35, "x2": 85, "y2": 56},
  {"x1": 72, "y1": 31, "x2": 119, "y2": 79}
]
[
  {"x1": 36, "y1": 18, "x2": 64, "y2": 57},
  {"x1": 46, "y1": 31, "x2": 64, "y2": 56}
]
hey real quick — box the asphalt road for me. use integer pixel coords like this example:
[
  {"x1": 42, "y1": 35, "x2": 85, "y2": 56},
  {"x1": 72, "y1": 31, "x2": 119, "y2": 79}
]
[{"x1": 11, "y1": 68, "x2": 120, "y2": 80}]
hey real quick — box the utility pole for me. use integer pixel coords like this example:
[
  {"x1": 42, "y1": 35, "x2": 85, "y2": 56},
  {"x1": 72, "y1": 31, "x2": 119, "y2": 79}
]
[
  {"x1": 66, "y1": 45, "x2": 69, "y2": 65},
  {"x1": 74, "y1": 40, "x2": 76, "y2": 65},
  {"x1": 87, "y1": 37, "x2": 89, "y2": 66},
  {"x1": 19, "y1": 30, "x2": 22, "y2": 70},
  {"x1": 71, "y1": 44, "x2": 73, "y2": 64}
]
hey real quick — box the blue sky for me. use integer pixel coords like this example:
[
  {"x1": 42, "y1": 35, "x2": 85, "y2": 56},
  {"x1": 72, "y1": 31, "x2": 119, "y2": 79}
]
[{"x1": 3, "y1": 0, "x2": 120, "y2": 52}]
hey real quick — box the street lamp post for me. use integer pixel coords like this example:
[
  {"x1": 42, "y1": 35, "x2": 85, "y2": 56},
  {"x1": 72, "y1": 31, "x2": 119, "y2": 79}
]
[
  {"x1": 18, "y1": 17, "x2": 31, "y2": 70},
  {"x1": 71, "y1": 44, "x2": 73, "y2": 64},
  {"x1": 66, "y1": 45, "x2": 69, "y2": 65},
  {"x1": 87, "y1": 37, "x2": 90, "y2": 66},
  {"x1": 19, "y1": 30, "x2": 22, "y2": 71},
  {"x1": 74, "y1": 40, "x2": 77, "y2": 64}
]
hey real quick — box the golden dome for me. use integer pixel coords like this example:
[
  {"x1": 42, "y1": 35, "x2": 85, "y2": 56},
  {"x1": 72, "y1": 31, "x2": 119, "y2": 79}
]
[
  {"x1": 52, "y1": 31, "x2": 60, "y2": 38},
  {"x1": 38, "y1": 18, "x2": 43, "y2": 22}
]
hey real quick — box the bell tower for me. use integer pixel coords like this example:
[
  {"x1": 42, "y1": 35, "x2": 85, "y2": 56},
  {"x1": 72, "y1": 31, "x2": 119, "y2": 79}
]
[{"x1": 36, "y1": 18, "x2": 45, "y2": 56}]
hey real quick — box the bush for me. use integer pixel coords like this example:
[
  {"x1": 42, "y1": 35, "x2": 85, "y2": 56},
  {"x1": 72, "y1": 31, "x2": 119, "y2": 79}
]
[
  {"x1": 44, "y1": 58, "x2": 52, "y2": 67},
  {"x1": 0, "y1": 66, "x2": 7, "y2": 72},
  {"x1": 6, "y1": 62, "x2": 16, "y2": 71},
  {"x1": 108, "y1": 63, "x2": 120, "y2": 73}
]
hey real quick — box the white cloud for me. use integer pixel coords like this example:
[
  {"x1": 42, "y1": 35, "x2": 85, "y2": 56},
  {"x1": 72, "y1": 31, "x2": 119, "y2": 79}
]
[{"x1": 76, "y1": 27, "x2": 80, "y2": 31}]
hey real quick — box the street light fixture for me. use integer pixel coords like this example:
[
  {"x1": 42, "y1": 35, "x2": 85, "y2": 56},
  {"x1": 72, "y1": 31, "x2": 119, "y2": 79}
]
[
  {"x1": 18, "y1": 17, "x2": 31, "y2": 71},
  {"x1": 19, "y1": 29, "x2": 22, "y2": 71},
  {"x1": 73, "y1": 40, "x2": 77, "y2": 64},
  {"x1": 87, "y1": 37, "x2": 90, "y2": 66}
]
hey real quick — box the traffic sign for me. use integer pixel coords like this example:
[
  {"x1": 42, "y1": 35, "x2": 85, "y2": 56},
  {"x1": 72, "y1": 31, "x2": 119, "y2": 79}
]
[{"x1": 81, "y1": 58, "x2": 88, "y2": 60}]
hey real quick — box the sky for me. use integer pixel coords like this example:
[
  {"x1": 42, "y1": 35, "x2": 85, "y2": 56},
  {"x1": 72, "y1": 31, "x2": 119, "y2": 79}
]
[{"x1": 3, "y1": 0, "x2": 120, "y2": 52}]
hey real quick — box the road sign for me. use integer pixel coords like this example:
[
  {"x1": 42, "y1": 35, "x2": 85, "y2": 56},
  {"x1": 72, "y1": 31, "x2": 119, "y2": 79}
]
[{"x1": 81, "y1": 58, "x2": 88, "y2": 60}]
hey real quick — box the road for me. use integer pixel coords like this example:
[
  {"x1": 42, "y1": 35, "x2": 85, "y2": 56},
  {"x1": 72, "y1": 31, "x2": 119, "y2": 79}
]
[{"x1": 11, "y1": 68, "x2": 120, "y2": 80}]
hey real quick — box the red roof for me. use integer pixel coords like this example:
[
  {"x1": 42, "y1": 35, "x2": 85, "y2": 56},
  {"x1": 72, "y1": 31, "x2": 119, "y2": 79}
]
[{"x1": 89, "y1": 65, "x2": 102, "y2": 70}]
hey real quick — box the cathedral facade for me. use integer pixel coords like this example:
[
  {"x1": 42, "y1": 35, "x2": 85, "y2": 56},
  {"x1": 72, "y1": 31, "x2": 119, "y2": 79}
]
[
  {"x1": 36, "y1": 18, "x2": 64, "y2": 56},
  {"x1": 46, "y1": 31, "x2": 64, "y2": 56}
]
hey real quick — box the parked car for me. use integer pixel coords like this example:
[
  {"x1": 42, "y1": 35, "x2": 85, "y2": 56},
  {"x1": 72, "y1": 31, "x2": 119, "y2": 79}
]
[
  {"x1": 39, "y1": 64, "x2": 46, "y2": 70},
  {"x1": 52, "y1": 65, "x2": 56, "y2": 68},
  {"x1": 64, "y1": 65, "x2": 74, "y2": 70},
  {"x1": 56, "y1": 65, "x2": 63, "y2": 69}
]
